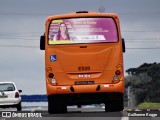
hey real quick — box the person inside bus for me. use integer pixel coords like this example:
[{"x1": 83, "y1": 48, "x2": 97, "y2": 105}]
[{"x1": 53, "y1": 22, "x2": 70, "y2": 40}]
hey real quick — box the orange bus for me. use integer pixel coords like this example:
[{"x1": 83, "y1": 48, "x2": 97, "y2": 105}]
[{"x1": 40, "y1": 11, "x2": 125, "y2": 114}]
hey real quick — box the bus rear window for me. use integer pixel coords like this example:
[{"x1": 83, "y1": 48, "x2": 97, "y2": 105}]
[{"x1": 48, "y1": 18, "x2": 118, "y2": 45}]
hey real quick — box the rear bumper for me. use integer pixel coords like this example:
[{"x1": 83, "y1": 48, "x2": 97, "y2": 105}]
[
  {"x1": 48, "y1": 92, "x2": 123, "y2": 105},
  {"x1": 0, "y1": 98, "x2": 21, "y2": 107},
  {"x1": 0, "y1": 104, "x2": 20, "y2": 108},
  {"x1": 47, "y1": 80, "x2": 124, "y2": 95}
]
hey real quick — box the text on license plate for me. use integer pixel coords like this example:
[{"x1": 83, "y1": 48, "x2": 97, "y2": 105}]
[{"x1": 0, "y1": 95, "x2": 8, "y2": 98}]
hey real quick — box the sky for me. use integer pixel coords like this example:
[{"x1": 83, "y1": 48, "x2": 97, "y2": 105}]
[{"x1": 0, "y1": 0, "x2": 160, "y2": 94}]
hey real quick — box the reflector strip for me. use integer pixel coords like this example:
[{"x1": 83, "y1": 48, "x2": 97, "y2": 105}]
[
  {"x1": 109, "y1": 84, "x2": 114, "y2": 87},
  {"x1": 57, "y1": 87, "x2": 67, "y2": 90},
  {"x1": 104, "y1": 85, "x2": 109, "y2": 87},
  {"x1": 57, "y1": 87, "x2": 61, "y2": 89},
  {"x1": 104, "y1": 84, "x2": 114, "y2": 87},
  {"x1": 62, "y1": 87, "x2": 67, "y2": 89}
]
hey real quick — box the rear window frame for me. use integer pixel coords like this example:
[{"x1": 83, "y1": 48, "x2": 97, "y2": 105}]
[{"x1": 47, "y1": 16, "x2": 119, "y2": 46}]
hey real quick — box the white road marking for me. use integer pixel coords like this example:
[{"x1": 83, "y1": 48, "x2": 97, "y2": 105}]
[{"x1": 121, "y1": 117, "x2": 129, "y2": 120}]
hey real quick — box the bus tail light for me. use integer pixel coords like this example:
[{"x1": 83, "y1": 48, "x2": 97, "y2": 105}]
[
  {"x1": 51, "y1": 78, "x2": 56, "y2": 84},
  {"x1": 48, "y1": 73, "x2": 54, "y2": 78},
  {"x1": 116, "y1": 64, "x2": 122, "y2": 70},
  {"x1": 113, "y1": 76, "x2": 119, "y2": 81},
  {"x1": 46, "y1": 67, "x2": 52, "y2": 73},
  {"x1": 115, "y1": 70, "x2": 121, "y2": 75}
]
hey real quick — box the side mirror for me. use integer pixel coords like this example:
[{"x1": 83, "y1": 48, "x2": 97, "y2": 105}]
[
  {"x1": 18, "y1": 90, "x2": 22, "y2": 93},
  {"x1": 40, "y1": 35, "x2": 45, "y2": 50},
  {"x1": 122, "y1": 38, "x2": 125, "y2": 53}
]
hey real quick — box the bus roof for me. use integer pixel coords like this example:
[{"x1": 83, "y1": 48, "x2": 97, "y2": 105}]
[{"x1": 46, "y1": 11, "x2": 119, "y2": 24}]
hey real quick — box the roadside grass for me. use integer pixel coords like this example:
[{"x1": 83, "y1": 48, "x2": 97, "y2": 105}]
[{"x1": 138, "y1": 102, "x2": 160, "y2": 109}]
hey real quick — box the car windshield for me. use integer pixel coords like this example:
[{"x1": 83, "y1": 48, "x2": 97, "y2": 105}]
[
  {"x1": 0, "y1": 83, "x2": 15, "y2": 91},
  {"x1": 48, "y1": 17, "x2": 118, "y2": 45}
]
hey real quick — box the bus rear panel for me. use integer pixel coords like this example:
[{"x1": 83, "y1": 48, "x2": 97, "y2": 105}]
[{"x1": 40, "y1": 11, "x2": 125, "y2": 114}]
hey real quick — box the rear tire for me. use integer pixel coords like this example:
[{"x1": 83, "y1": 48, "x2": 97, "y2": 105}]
[
  {"x1": 77, "y1": 104, "x2": 81, "y2": 108},
  {"x1": 16, "y1": 102, "x2": 22, "y2": 111},
  {"x1": 105, "y1": 96, "x2": 124, "y2": 112},
  {"x1": 48, "y1": 95, "x2": 67, "y2": 114}
]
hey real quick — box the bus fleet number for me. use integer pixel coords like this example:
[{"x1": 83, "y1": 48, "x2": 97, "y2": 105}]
[{"x1": 78, "y1": 66, "x2": 90, "y2": 71}]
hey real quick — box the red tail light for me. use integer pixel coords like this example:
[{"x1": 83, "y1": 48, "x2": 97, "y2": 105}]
[
  {"x1": 15, "y1": 92, "x2": 20, "y2": 98},
  {"x1": 115, "y1": 70, "x2": 121, "y2": 75}
]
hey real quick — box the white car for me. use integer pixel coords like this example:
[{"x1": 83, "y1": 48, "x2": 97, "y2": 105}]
[{"x1": 0, "y1": 82, "x2": 22, "y2": 111}]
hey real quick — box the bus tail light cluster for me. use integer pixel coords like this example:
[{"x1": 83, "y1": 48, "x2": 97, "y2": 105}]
[
  {"x1": 46, "y1": 67, "x2": 56, "y2": 84},
  {"x1": 113, "y1": 65, "x2": 122, "y2": 82}
]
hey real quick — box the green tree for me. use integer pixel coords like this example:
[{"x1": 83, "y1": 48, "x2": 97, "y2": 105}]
[
  {"x1": 125, "y1": 73, "x2": 151, "y2": 104},
  {"x1": 126, "y1": 63, "x2": 154, "y2": 75},
  {"x1": 125, "y1": 62, "x2": 160, "y2": 104},
  {"x1": 147, "y1": 63, "x2": 160, "y2": 98}
]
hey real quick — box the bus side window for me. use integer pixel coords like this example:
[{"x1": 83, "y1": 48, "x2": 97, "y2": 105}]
[
  {"x1": 40, "y1": 35, "x2": 45, "y2": 50},
  {"x1": 122, "y1": 38, "x2": 125, "y2": 53}
]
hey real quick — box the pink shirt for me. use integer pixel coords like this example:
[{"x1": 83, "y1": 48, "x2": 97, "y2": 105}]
[{"x1": 56, "y1": 35, "x2": 68, "y2": 40}]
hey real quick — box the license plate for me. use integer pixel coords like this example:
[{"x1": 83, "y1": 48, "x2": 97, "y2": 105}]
[
  {"x1": 0, "y1": 95, "x2": 8, "y2": 98},
  {"x1": 75, "y1": 81, "x2": 94, "y2": 85}
]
